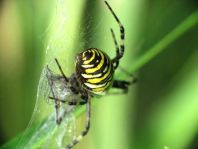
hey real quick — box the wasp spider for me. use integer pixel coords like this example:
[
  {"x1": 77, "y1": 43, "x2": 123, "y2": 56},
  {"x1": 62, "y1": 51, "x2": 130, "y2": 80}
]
[{"x1": 46, "y1": 1, "x2": 137, "y2": 149}]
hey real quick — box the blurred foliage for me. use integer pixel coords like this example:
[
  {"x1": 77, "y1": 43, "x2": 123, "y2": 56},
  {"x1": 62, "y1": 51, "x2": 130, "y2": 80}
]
[
  {"x1": 0, "y1": 0, "x2": 198, "y2": 149},
  {"x1": 0, "y1": 0, "x2": 53, "y2": 143}
]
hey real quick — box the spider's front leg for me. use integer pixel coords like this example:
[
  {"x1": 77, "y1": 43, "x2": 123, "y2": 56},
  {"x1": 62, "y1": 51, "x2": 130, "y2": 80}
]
[{"x1": 105, "y1": 1, "x2": 125, "y2": 70}]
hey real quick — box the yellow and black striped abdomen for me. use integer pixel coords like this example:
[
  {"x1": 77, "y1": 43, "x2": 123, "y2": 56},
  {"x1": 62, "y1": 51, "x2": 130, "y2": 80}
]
[{"x1": 75, "y1": 48, "x2": 114, "y2": 95}]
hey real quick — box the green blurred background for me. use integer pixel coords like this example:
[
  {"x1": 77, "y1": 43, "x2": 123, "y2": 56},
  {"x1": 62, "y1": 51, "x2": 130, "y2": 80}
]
[{"x1": 0, "y1": 0, "x2": 198, "y2": 149}]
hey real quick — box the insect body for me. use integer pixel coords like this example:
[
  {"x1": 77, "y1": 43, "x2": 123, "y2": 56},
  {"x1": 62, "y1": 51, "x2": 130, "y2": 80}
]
[{"x1": 46, "y1": 1, "x2": 136, "y2": 149}]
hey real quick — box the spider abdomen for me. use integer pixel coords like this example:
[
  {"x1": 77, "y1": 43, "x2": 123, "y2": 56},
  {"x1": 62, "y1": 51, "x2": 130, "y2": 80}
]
[{"x1": 75, "y1": 48, "x2": 114, "y2": 95}]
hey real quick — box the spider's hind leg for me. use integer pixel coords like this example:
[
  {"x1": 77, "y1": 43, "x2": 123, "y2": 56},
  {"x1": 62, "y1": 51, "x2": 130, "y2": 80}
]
[
  {"x1": 112, "y1": 67, "x2": 138, "y2": 93},
  {"x1": 112, "y1": 79, "x2": 137, "y2": 93},
  {"x1": 112, "y1": 80, "x2": 130, "y2": 92}
]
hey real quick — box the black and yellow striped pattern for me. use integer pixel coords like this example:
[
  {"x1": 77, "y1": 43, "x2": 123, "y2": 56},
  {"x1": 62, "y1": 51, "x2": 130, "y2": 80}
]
[{"x1": 75, "y1": 48, "x2": 114, "y2": 95}]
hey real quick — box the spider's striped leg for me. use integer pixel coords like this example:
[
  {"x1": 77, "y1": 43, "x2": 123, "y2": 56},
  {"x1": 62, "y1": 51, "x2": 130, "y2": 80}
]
[
  {"x1": 112, "y1": 80, "x2": 131, "y2": 93},
  {"x1": 112, "y1": 75, "x2": 137, "y2": 92},
  {"x1": 66, "y1": 95, "x2": 91, "y2": 149},
  {"x1": 112, "y1": 68, "x2": 137, "y2": 92},
  {"x1": 105, "y1": 1, "x2": 125, "y2": 68},
  {"x1": 118, "y1": 66, "x2": 138, "y2": 83},
  {"x1": 110, "y1": 28, "x2": 120, "y2": 69}
]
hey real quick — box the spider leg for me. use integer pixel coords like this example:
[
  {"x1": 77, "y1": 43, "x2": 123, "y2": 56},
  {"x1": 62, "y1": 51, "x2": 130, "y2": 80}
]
[
  {"x1": 68, "y1": 101, "x2": 87, "y2": 105},
  {"x1": 55, "y1": 58, "x2": 69, "y2": 82},
  {"x1": 65, "y1": 95, "x2": 91, "y2": 149},
  {"x1": 112, "y1": 72, "x2": 137, "y2": 92},
  {"x1": 112, "y1": 80, "x2": 130, "y2": 93},
  {"x1": 110, "y1": 28, "x2": 120, "y2": 69},
  {"x1": 119, "y1": 66, "x2": 138, "y2": 80},
  {"x1": 72, "y1": 94, "x2": 88, "y2": 105},
  {"x1": 48, "y1": 96, "x2": 66, "y2": 103},
  {"x1": 48, "y1": 96, "x2": 87, "y2": 105},
  {"x1": 105, "y1": 1, "x2": 125, "y2": 69}
]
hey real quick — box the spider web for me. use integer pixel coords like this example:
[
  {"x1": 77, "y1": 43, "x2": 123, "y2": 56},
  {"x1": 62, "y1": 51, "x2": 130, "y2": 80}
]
[{"x1": 16, "y1": 0, "x2": 101, "y2": 148}]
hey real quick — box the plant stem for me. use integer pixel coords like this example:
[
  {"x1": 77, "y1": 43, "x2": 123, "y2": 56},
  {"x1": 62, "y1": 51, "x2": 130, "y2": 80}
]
[{"x1": 131, "y1": 10, "x2": 198, "y2": 72}]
